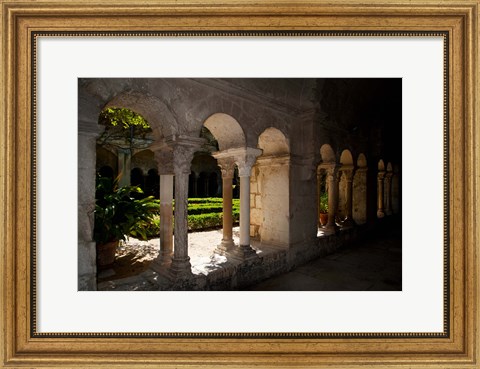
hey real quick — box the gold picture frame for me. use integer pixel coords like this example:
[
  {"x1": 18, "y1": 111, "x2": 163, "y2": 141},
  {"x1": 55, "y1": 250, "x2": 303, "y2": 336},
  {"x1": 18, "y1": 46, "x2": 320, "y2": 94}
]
[{"x1": 1, "y1": 0, "x2": 478, "y2": 367}]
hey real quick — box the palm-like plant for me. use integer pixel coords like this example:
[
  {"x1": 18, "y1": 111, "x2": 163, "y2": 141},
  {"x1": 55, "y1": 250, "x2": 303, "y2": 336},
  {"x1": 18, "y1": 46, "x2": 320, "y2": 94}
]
[{"x1": 94, "y1": 176, "x2": 159, "y2": 245}]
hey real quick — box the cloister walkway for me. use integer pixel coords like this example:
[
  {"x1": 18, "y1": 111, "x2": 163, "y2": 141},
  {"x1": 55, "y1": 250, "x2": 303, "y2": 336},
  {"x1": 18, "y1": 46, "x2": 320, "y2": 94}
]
[
  {"x1": 97, "y1": 217, "x2": 401, "y2": 291},
  {"x1": 244, "y1": 218, "x2": 402, "y2": 291}
]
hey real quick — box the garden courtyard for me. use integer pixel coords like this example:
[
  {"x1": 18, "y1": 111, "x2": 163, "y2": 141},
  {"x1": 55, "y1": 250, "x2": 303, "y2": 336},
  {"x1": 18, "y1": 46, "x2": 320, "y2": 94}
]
[{"x1": 79, "y1": 78, "x2": 402, "y2": 291}]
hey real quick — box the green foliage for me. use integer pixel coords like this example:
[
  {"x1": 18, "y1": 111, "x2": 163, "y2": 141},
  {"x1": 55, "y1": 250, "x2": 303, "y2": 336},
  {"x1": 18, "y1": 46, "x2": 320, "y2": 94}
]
[
  {"x1": 187, "y1": 197, "x2": 224, "y2": 204},
  {"x1": 134, "y1": 197, "x2": 241, "y2": 239},
  {"x1": 99, "y1": 107, "x2": 150, "y2": 130},
  {"x1": 97, "y1": 107, "x2": 152, "y2": 149},
  {"x1": 188, "y1": 211, "x2": 240, "y2": 232},
  {"x1": 94, "y1": 177, "x2": 159, "y2": 244},
  {"x1": 187, "y1": 204, "x2": 224, "y2": 215},
  {"x1": 319, "y1": 192, "x2": 329, "y2": 213}
]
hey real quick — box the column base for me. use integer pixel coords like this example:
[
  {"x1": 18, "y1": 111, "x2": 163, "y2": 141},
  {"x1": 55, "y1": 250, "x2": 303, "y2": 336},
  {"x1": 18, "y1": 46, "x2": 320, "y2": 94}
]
[
  {"x1": 169, "y1": 257, "x2": 193, "y2": 280},
  {"x1": 150, "y1": 254, "x2": 172, "y2": 275},
  {"x1": 231, "y1": 245, "x2": 258, "y2": 261},
  {"x1": 215, "y1": 239, "x2": 236, "y2": 255},
  {"x1": 323, "y1": 224, "x2": 339, "y2": 235},
  {"x1": 158, "y1": 251, "x2": 173, "y2": 265},
  {"x1": 385, "y1": 209, "x2": 393, "y2": 216},
  {"x1": 377, "y1": 210, "x2": 385, "y2": 218}
]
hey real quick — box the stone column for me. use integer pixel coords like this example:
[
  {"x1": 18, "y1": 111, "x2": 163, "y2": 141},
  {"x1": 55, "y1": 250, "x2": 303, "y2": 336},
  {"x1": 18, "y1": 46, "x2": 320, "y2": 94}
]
[
  {"x1": 159, "y1": 174, "x2": 174, "y2": 263},
  {"x1": 78, "y1": 122, "x2": 102, "y2": 291},
  {"x1": 377, "y1": 171, "x2": 386, "y2": 218},
  {"x1": 384, "y1": 172, "x2": 393, "y2": 216},
  {"x1": 352, "y1": 167, "x2": 368, "y2": 224},
  {"x1": 342, "y1": 168, "x2": 355, "y2": 228},
  {"x1": 325, "y1": 165, "x2": 339, "y2": 233},
  {"x1": 117, "y1": 148, "x2": 132, "y2": 187},
  {"x1": 150, "y1": 150, "x2": 175, "y2": 270},
  {"x1": 214, "y1": 157, "x2": 236, "y2": 255},
  {"x1": 169, "y1": 137, "x2": 205, "y2": 278},
  {"x1": 235, "y1": 148, "x2": 262, "y2": 260}
]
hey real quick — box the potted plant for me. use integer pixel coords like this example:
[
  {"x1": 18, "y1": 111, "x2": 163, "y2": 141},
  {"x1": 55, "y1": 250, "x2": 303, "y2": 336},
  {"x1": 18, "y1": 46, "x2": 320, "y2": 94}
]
[
  {"x1": 318, "y1": 191, "x2": 329, "y2": 226},
  {"x1": 93, "y1": 176, "x2": 159, "y2": 268}
]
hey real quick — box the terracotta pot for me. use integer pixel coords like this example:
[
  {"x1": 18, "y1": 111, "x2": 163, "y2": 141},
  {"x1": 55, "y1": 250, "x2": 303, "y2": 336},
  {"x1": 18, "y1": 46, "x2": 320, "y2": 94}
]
[
  {"x1": 319, "y1": 212, "x2": 329, "y2": 227},
  {"x1": 96, "y1": 240, "x2": 119, "y2": 268}
]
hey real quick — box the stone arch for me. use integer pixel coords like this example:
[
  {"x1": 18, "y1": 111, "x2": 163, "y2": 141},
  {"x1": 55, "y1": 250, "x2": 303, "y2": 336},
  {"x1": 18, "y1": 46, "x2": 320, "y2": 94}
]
[
  {"x1": 203, "y1": 113, "x2": 246, "y2": 150},
  {"x1": 353, "y1": 153, "x2": 368, "y2": 224},
  {"x1": 104, "y1": 90, "x2": 177, "y2": 140},
  {"x1": 130, "y1": 167, "x2": 145, "y2": 190},
  {"x1": 131, "y1": 150, "x2": 157, "y2": 175},
  {"x1": 338, "y1": 149, "x2": 354, "y2": 219},
  {"x1": 357, "y1": 153, "x2": 367, "y2": 168},
  {"x1": 145, "y1": 168, "x2": 159, "y2": 198},
  {"x1": 98, "y1": 165, "x2": 114, "y2": 179},
  {"x1": 251, "y1": 127, "x2": 290, "y2": 246},
  {"x1": 320, "y1": 144, "x2": 336, "y2": 164},
  {"x1": 96, "y1": 146, "x2": 117, "y2": 175},
  {"x1": 339, "y1": 149, "x2": 354, "y2": 166},
  {"x1": 316, "y1": 144, "x2": 337, "y2": 233},
  {"x1": 378, "y1": 159, "x2": 385, "y2": 171},
  {"x1": 257, "y1": 127, "x2": 290, "y2": 156}
]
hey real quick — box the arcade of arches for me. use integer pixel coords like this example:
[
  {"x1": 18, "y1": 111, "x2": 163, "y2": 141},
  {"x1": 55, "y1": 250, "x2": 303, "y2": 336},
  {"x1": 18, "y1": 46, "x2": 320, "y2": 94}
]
[{"x1": 78, "y1": 78, "x2": 401, "y2": 291}]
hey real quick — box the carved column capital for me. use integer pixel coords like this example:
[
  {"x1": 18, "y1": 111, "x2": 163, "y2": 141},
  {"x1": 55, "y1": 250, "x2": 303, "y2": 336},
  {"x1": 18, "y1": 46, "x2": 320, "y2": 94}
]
[
  {"x1": 377, "y1": 170, "x2": 386, "y2": 180},
  {"x1": 342, "y1": 168, "x2": 355, "y2": 182},
  {"x1": 173, "y1": 146, "x2": 197, "y2": 176},
  {"x1": 216, "y1": 157, "x2": 236, "y2": 179},
  {"x1": 325, "y1": 164, "x2": 340, "y2": 182},
  {"x1": 152, "y1": 135, "x2": 206, "y2": 176},
  {"x1": 153, "y1": 149, "x2": 174, "y2": 175},
  {"x1": 234, "y1": 148, "x2": 262, "y2": 177}
]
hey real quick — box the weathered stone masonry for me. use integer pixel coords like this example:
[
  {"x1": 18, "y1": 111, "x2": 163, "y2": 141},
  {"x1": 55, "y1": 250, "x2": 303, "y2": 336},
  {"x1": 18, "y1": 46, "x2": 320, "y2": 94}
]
[{"x1": 78, "y1": 78, "x2": 402, "y2": 290}]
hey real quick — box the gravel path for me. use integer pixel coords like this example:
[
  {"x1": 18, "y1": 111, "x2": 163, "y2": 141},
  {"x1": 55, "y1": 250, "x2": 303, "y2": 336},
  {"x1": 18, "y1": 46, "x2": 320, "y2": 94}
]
[{"x1": 104, "y1": 227, "x2": 241, "y2": 281}]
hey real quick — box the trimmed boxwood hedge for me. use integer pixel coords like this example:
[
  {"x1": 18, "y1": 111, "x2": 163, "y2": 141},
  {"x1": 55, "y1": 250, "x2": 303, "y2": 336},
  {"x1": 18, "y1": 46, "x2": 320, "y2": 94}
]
[{"x1": 134, "y1": 197, "x2": 240, "y2": 239}]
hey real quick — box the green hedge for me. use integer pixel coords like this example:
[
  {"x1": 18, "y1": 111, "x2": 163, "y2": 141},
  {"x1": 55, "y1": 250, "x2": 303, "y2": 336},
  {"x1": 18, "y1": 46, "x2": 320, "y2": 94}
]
[{"x1": 134, "y1": 198, "x2": 240, "y2": 239}]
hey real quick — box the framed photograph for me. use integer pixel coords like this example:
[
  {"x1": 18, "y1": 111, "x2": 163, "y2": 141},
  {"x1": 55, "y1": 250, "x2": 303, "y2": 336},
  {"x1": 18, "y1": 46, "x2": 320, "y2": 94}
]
[{"x1": 1, "y1": 0, "x2": 478, "y2": 367}]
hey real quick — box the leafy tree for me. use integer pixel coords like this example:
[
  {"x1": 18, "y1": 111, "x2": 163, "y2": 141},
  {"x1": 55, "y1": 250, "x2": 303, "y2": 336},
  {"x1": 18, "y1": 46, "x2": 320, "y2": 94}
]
[{"x1": 97, "y1": 107, "x2": 152, "y2": 150}]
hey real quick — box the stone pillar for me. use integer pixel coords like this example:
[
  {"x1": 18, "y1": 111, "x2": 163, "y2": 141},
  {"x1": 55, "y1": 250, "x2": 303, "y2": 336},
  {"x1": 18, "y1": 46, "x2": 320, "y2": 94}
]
[
  {"x1": 78, "y1": 122, "x2": 102, "y2": 291},
  {"x1": 150, "y1": 150, "x2": 175, "y2": 270},
  {"x1": 158, "y1": 174, "x2": 174, "y2": 264},
  {"x1": 235, "y1": 148, "x2": 262, "y2": 259},
  {"x1": 117, "y1": 148, "x2": 131, "y2": 187},
  {"x1": 384, "y1": 172, "x2": 393, "y2": 216},
  {"x1": 342, "y1": 168, "x2": 355, "y2": 228},
  {"x1": 215, "y1": 157, "x2": 236, "y2": 255},
  {"x1": 169, "y1": 137, "x2": 205, "y2": 278},
  {"x1": 352, "y1": 167, "x2": 368, "y2": 225},
  {"x1": 377, "y1": 171, "x2": 386, "y2": 218},
  {"x1": 325, "y1": 165, "x2": 339, "y2": 233}
]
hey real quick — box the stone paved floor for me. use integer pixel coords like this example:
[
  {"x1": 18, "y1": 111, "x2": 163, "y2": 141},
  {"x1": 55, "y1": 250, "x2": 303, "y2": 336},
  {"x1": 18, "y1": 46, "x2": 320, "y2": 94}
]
[
  {"x1": 243, "y1": 218, "x2": 402, "y2": 291},
  {"x1": 97, "y1": 218, "x2": 401, "y2": 291}
]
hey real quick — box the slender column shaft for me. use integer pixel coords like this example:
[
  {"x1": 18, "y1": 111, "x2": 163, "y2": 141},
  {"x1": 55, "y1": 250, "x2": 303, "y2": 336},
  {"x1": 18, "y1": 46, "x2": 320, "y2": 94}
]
[
  {"x1": 239, "y1": 175, "x2": 251, "y2": 247},
  {"x1": 173, "y1": 170, "x2": 190, "y2": 261},
  {"x1": 342, "y1": 169, "x2": 355, "y2": 227},
  {"x1": 345, "y1": 178, "x2": 353, "y2": 219},
  {"x1": 215, "y1": 158, "x2": 235, "y2": 255},
  {"x1": 159, "y1": 174, "x2": 174, "y2": 264},
  {"x1": 117, "y1": 148, "x2": 131, "y2": 187},
  {"x1": 377, "y1": 171, "x2": 385, "y2": 218},
  {"x1": 325, "y1": 166, "x2": 339, "y2": 232},
  {"x1": 222, "y1": 176, "x2": 234, "y2": 243}
]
